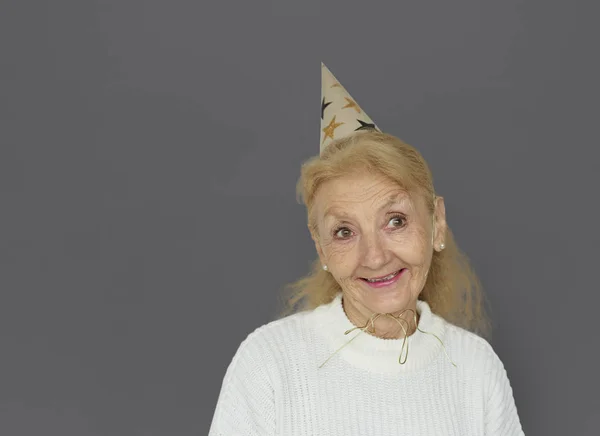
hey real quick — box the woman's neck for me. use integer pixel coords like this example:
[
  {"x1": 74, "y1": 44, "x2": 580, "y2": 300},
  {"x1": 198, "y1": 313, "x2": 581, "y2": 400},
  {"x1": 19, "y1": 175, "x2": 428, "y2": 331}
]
[{"x1": 341, "y1": 296, "x2": 421, "y2": 340}]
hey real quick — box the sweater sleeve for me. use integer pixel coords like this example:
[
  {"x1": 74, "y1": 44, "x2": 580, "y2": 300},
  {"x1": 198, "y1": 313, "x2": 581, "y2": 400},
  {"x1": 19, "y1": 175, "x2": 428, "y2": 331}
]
[
  {"x1": 208, "y1": 332, "x2": 276, "y2": 436},
  {"x1": 483, "y1": 347, "x2": 525, "y2": 436}
]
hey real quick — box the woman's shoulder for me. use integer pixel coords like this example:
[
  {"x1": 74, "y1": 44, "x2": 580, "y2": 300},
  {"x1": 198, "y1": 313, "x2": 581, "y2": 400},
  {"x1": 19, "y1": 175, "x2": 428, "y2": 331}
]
[
  {"x1": 209, "y1": 311, "x2": 314, "y2": 435},
  {"x1": 232, "y1": 309, "x2": 313, "y2": 361},
  {"x1": 442, "y1": 321, "x2": 506, "y2": 372}
]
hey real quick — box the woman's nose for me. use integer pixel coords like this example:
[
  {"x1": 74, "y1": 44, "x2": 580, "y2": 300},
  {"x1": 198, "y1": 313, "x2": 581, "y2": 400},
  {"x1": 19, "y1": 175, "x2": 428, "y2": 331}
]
[{"x1": 359, "y1": 232, "x2": 388, "y2": 270}]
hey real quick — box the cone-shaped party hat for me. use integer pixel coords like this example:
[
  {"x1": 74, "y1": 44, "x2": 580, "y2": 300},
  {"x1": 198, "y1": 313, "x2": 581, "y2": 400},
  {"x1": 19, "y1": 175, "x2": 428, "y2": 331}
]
[{"x1": 320, "y1": 62, "x2": 381, "y2": 154}]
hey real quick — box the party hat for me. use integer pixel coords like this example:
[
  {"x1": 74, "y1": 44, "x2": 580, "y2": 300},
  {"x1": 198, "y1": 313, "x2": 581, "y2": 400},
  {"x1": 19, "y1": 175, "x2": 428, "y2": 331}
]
[{"x1": 320, "y1": 62, "x2": 380, "y2": 154}]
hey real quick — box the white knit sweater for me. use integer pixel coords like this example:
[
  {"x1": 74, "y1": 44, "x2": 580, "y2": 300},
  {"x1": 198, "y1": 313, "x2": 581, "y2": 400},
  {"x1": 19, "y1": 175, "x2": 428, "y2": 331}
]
[{"x1": 208, "y1": 293, "x2": 525, "y2": 435}]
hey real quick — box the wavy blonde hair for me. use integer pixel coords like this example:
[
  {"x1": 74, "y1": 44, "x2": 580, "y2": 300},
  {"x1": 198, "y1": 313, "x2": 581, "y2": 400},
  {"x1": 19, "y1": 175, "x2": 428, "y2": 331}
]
[{"x1": 278, "y1": 130, "x2": 491, "y2": 339}]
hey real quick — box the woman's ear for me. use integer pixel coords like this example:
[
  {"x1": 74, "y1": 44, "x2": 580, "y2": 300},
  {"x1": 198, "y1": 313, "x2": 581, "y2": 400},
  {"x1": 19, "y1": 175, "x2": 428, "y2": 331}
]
[{"x1": 433, "y1": 196, "x2": 447, "y2": 250}]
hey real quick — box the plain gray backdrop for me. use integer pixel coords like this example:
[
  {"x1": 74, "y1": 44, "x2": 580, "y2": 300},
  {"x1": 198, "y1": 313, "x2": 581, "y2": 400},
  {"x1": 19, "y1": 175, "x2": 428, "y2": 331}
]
[{"x1": 1, "y1": 0, "x2": 598, "y2": 435}]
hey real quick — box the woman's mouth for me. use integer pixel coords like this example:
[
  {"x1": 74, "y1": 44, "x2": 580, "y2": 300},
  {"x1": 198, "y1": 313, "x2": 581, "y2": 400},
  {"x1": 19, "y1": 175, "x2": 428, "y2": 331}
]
[{"x1": 360, "y1": 268, "x2": 406, "y2": 288}]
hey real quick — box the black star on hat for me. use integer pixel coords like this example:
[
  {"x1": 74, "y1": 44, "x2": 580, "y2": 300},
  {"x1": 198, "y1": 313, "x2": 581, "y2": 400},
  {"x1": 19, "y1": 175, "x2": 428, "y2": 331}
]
[
  {"x1": 321, "y1": 97, "x2": 332, "y2": 120},
  {"x1": 355, "y1": 119, "x2": 377, "y2": 131}
]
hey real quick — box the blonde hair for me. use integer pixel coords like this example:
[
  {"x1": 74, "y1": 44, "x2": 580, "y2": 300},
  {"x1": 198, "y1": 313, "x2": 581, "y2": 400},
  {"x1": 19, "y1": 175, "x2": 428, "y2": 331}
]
[{"x1": 278, "y1": 130, "x2": 491, "y2": 339}]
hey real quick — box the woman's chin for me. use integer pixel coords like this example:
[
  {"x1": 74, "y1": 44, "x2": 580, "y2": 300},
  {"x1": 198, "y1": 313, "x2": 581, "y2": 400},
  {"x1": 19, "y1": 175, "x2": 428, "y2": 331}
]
[{"x1": 358, "y1": 287, "x2": 412, "y2": 314}]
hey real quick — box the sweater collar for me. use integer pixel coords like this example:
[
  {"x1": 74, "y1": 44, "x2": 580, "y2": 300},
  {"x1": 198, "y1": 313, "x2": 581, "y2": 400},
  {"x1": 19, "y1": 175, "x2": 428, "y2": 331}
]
[{"x1": 312, "y1": 292, "x2": 449, "y2": 374}]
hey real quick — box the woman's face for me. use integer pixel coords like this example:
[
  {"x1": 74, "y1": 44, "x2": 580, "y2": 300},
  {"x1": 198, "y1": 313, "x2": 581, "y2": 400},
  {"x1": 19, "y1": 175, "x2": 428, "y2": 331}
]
[{"x1": 312, "y1": 172, "x2": 446, "y2": 317}]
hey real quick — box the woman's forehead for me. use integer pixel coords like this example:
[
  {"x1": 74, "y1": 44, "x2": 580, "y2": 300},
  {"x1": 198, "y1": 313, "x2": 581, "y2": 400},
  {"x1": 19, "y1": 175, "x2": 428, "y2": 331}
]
[
  {"x1": 320, "y1": 173, "x2": 412, "y2": 198},
  {"x1": 316, "y1": 174, "x2": 423, "y2": 218}
]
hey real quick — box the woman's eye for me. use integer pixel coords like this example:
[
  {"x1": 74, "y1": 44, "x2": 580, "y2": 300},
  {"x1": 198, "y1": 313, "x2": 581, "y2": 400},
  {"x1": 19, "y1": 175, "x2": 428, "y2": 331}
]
[
  {"x1": 334, "y1": 227, "x2": 353, "y2": 239},
  {"x1": 388, "y1": 215, "x2": 406, "y2": 228}
]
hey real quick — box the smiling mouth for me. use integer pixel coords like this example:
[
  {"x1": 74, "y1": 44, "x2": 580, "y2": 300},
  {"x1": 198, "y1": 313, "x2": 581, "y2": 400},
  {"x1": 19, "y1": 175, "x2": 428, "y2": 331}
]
[{"x1": 360, "y1": 269, "x2": 405, "y2": 283}]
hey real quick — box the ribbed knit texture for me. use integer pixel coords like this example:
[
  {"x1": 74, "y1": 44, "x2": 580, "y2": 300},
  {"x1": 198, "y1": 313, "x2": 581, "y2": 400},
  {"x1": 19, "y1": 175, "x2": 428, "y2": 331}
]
[{"x1": 208, "y1": 293, "x2": 525, "y2": 435}]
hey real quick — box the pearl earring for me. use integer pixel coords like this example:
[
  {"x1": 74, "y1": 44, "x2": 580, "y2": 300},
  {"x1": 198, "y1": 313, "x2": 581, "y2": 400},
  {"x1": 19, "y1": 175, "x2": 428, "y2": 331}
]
[
  {"x1": 439, "y1": 243, "x2": 445, "y2": 250},
  {"x1": 322, "y1": 264, "x2": 328, "y2": 271}
]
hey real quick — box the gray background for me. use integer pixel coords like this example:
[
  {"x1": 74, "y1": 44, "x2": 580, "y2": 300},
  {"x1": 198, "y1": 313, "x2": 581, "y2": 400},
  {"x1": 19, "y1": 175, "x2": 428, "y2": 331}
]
[{"x1": 1, "y1": 0, "x2": 598, "y2": 435}]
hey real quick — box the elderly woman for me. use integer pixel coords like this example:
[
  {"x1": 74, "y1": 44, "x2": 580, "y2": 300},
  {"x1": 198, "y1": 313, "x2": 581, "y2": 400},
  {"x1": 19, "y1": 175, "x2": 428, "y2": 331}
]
[{"x1": 208, "y1": 64, "x2": 525, "y2": 436}]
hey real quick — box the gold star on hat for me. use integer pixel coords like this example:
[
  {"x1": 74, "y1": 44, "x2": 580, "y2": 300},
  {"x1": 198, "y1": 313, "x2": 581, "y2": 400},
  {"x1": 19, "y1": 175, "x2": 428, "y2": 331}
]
[{"x1": 320, "y1": 62, "x2": 380, "y2": 154}]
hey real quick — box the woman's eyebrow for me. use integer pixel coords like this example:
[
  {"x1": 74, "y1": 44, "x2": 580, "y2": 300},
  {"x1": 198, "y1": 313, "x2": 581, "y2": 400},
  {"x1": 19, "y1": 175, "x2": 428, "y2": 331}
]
[
  {"x1": 377, "y1": 193, "x2": 410, "y2": 211},
  {"x1": 324, "y1": 194, "x2": 410, "y2": 219},
  {"x1": 323, "y1": 207, "x2": 351, "y2": 220}
]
